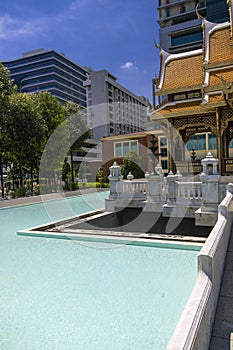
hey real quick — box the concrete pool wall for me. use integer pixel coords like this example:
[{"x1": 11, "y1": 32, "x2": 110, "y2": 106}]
[{"x1": 166, "y1": 183, "x2": 233, "y2": 350}]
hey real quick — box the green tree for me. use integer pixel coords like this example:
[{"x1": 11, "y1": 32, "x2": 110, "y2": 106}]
[
  {"x1": 62, "y1": 157, "x2": 71, "y2": 184},
  {"x1": 34, "y1": 92, "x2": 66, "y2": 186},
  {"x1": 0, "y1": 63, "x2": 15, "y2": 197},
  {"x1": 63, "y1": 101, "x2": 91, "y2": 184},
  {"x1": 6, "y1": 93, "x2": 47, "y2": 190},
  {"x1": 121, "y1": 151, "x2": 145, "y2": 179},
  {"x1": 96, "y1": 167, "x2": 104, "y2": 185},
  {"x1": 34, "y1": 92, "x2": 65, "y2": 139}
]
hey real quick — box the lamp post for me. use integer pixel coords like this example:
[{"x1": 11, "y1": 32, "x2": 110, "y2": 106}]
[
  {"x1": 191, "y1": 149, "x2": 196, "y2": 161},
  {"x1": 149, "y1": 134, "x2": 162, "y2": 173}
]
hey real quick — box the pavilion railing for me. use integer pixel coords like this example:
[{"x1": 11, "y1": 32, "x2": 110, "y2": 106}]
[
  {"x1": 117, "y1": 180, "x2": 148, "y2": 200},
  {"x1": 175, "y1": 181, "x2": 202, "y2": 205}
]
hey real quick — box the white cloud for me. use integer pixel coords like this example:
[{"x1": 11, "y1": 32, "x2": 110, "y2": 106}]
[
  {"x1": 0, "y1": 15, "x2": 48, "y2": 39},
  {"x1": 120, "y1": 61, "x2": 138, "y2": 70},
  {"x1": 69, "y1": 0, "x2": 84, "y2": 11},
  {"x1": 0, "y1": 10, "x2": 75, "y2": 41}
]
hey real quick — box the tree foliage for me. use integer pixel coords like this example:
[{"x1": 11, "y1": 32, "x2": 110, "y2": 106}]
[
  {"x1": 6, "y1": 93, "x2": 47, "y2": 187},
  {"x1": 63, "y1": 101, "x2": 92, "y2": 184},
  {"x1": 0, "y1": 68, "x2": 92, "y2": 196},
  {"x1": 33, "y1": 92, "x2": 65, "y2": 139},
  {"x1": 121, "y1": 151, "x2": 145, "y2": 179}
]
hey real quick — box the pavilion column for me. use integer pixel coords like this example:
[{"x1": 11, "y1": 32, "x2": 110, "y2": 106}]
[
  {"x1": 168, "y1": 119, "x2": 174, "y2": 172},
  {"x1": 216, "y1": 108, "x2": 222, "y2": 175}
]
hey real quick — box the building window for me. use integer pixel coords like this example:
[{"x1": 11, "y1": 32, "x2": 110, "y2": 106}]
[
  {"x1": 186, "y1": 134, "x2": 206, "y2": 151},
  {"x1": 229, "y1": 139, "x2": 233, "y2": 148},
  {"x1": 171, "y1": 31, "x2": 203, "y2": 47},
  {"x1": 123, "y1": 142, "x2": 130, "y2": 155},
  {"x1": 161, "y1": 160, "x2": 168, "y2": 170},
  {"x1": 160, "y1": 148, "x2": 168, "y2": 157},
  {"x1": 180, "y1": 4, "x2": 185, "y2": 13},
  {"x1": 208, "y1": 134, "x2": 217, "y2": 150},
  {"x1": 158, "y1": 136, "x2": 168, "y2": 172},
  {"x1": 114, "y1": 140, "x2": 139, "y2": 157},
  {"x1": 160, "y1": 137, "x2": 167, "y2": 147},
  {"x1": 187, "y1": 92, "x2": 200, "y2": 99},
  {"x1": 174, "y1": 94, "x2": 186, "y2": 101},
  {"x1": 115, "y1": 143, "x2": 122, "y2": 156}
]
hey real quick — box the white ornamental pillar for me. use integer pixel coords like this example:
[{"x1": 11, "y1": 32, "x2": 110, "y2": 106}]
[
  {"x1": 144, "y1": 163, "x2": 166, "y2": 212},
  {"x1": 108, "y1": 162, "x2": 121, "y2": 199},
  {"x1": 195, "y1": 153, "x2": 220, "y2": 226}
]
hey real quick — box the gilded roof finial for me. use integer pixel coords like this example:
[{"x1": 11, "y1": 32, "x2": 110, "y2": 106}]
[
  {"x1": 195, "y1": 3, "x2": 204, "y2": 20},
  {"x1": 227, "y1": 0, "x2": 233, "y2": 43},
  {"x1": 153, "y1": 36, "x2": 161, "y2": 51}
]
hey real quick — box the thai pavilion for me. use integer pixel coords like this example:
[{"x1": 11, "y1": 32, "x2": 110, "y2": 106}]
[{"x1": 150, "y1": 1, "x2": 233, "y2": 175}]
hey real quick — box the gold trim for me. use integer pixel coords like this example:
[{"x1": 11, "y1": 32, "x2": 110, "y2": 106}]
[
  {"x1": 156, "y1": 85, "x2": 202, "y2": 96},
  {"x1": 152, "y1": 109, "x2": 211, "y2": 119},
  {"x1": 203, "y1": 60, "x2": 233, "y2": 69},
  {"x1": 200, "y1": 101, "x2": 226, "y2": 109}
]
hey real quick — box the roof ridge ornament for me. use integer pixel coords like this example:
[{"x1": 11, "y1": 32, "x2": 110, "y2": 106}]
[
  {"x1": 195, "y1": 3, "x2": 204, "y2": 21},
  {"x1": 221, "y1": 76, "x2": 233, "y2": 108},
  {"x1": 227, "y1": 0, "x2": 233, "y2": 43},
  {"x1": 153, "y1": 36, "x2": 162, "y2": 54}
]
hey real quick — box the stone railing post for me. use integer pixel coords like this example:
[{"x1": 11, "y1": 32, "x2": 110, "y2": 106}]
[
  {"x1": 105, "y1": 162, "x2": 121, "y2": 212},
  {"x1": 108, "y1": 161, "x2": 121, "y2": 199},
  {"x1": 127, "y1": 172, "x2": 134, "y2": 181},
  {"x1": 195, "y1": 153, "x2": 220, "y2": 226},
  {"x1": 166, "y1": 171, "x2": 176, "y2": 204},
  {"x1": 144, "y1": 163, "x2": 166, "y2": 212},
  {"x1": 227, "y1": 183, "x2": 233, "y2": 195},
  {"x1": 200, "y1": 153, "x2": 220, "y2": 212}
]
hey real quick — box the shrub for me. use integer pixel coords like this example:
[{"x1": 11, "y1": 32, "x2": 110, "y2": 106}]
[
  {"x1": 11, "y1": 187, "x2": 27, "y2": 198},
  {"x1": 62, "y1": 183, "x2": 79, "y2": 191},
  {"x1": 121, "y1": 151, "x2": 145, "y2": 179}
]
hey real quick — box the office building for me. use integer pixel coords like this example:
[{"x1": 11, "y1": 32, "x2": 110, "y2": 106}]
[
  {"x1": 83, "y1": 69, "x2": 148, "y2": 140},
  {"x1": 157, "y1": 0, "x2": 229, "y2": 54},
  {"x1": 3, "y1": 48, "x2": 88, "y2": 107}
]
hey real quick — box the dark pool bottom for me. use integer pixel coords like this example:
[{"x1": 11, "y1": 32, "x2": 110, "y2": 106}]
[{"x1": 66, "y1": 207, "x2": 212, "y2": 238}]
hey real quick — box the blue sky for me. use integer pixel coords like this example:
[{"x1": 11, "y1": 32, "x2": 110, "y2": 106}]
[{"x1": 0, "y1": 0, "x2": 160, "y2": 102}]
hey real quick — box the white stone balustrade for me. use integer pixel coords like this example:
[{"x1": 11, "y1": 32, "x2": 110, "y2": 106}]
[
  {"x1": 117, "y1": 180, "x2": 148, "y2": 200},
  {"x1": 176, "y1": 181, "x2": 202, "y2": 201},
  {"x1": 106, "y1": 153, "x2": 231, "y2": 223}
]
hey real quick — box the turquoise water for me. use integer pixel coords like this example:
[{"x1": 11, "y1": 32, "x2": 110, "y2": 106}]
[{"x1": 0, "y1": 192, "x2": 199, "y2": 350}]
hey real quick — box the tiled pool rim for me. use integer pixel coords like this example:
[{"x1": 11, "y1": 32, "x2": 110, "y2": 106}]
[
  {"x1": 0, "y1": 188, "x2": 106, "y2": 210},
  {"x1": 17, "y1": 229, "x2": 203, "y2": 251},
  {"x1": 166, "y1": 183, "x2": 233, "y2": 350}
]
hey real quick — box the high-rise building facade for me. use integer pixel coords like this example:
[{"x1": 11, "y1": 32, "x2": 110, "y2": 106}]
[
  {"x1": 84, "y1": 70, "x2": 148, "y2": 140},
  {"x1": 157, "y1": 0, "x2": 229, "y2": 54},
  {"x1": 2, "y1": 48, "x2": 88, "y2": 107}
]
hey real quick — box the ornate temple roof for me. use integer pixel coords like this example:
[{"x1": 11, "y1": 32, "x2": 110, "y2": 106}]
[
  {"x1": 209, "y1": 27, "x2": 232, "y2": 64},
  {"x1": 161, "y1": 54, "x2": 203, "y2": 92},
  {"x1": 152, "y1": 13, "x2": 233, "y2": 119},
  {"x1": 154, "y1": 101, "x2": 210, "y2": 118}
]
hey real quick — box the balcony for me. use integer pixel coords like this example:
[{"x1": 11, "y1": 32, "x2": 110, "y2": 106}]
[{"x1": 158, "y1": 7, "x2": 206, "y2": 26}]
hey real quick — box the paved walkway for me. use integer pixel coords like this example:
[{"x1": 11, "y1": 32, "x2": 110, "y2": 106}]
[
  {"x1": 0, "y1": 188, "x2": 106, "y2": 209},
  {"x1": 209, "y1": 230, "x2": 233, "y2": 349}
]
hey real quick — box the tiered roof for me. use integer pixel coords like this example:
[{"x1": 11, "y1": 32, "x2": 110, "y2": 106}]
[{"x1": 152, "y1": 11, "x2": 233, "y2": 120}]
